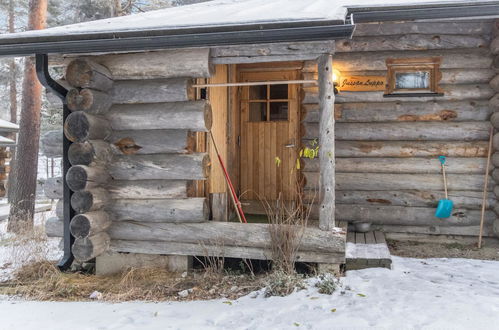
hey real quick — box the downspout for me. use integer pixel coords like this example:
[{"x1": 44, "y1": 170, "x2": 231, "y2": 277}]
[{"x1": 35, "y1": 53, "x2": 74, "y2": 271}]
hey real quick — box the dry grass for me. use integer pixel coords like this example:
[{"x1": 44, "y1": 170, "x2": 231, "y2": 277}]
[
  {"x1": 0, "y1": 261, "x2": 266, "y2": 302},
  {"x1": 263, "y1": 193, "x2": 310, "y2": 275}
]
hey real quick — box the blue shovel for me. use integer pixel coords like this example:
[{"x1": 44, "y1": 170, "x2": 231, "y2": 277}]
[{"x1": 435, "y1": 156, "x2": 453, "y2": 218}]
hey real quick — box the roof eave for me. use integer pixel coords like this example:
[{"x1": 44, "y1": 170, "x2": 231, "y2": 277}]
[
  {"x1": 0, "y1": 22, "x2": 354, "y2": 57},
  {"x1": 349, "y1": 3, "x2": 499, "y2": 23}
]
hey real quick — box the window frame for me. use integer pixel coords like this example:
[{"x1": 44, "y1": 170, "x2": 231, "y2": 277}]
[{"x1": 385, "y1": 57, "x2": 443, "y2": 97}]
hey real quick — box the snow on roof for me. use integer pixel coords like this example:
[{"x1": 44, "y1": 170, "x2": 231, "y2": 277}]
[
  {"x1": 0, "y1": 0, "x2": 497, "y2": 40},
  {"x1": 0, "y1": 119, "x2": 19, "y2": 133}
]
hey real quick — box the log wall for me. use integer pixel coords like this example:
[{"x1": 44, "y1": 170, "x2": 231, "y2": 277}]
[{"x1": 301, "y1": 20, "x2": 499, "y2": 238}]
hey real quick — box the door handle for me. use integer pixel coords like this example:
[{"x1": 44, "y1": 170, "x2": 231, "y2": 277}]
[{"x1": 285, "y1": 144, "x2": 295, "y2": 148}]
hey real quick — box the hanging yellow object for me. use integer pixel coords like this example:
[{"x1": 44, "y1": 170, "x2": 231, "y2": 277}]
[{"x1": 275, "y1": 156, "x2": 282, "y2": 167}]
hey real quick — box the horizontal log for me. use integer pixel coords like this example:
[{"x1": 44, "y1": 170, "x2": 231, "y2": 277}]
[
  {"x1": 44, "y1": 177, "x2": 63, "y2": 199},
  {"x1": 303, "y1": 100, "x2": 491, "y2": 123},
  {"x1": 373, "y1": 224, "x2": 496, "y2": 237},
  {"x1": 64, "y1": 112, "x2": 111, "y2": 143},
  {"x1": 107, "y1": 180, "x2": 192, "y2": 199},
  {"x1": 494, "y1": 219, "x2": 499, "y2": 237},
  {"x1": 303, "y1": 122, "x2": 490, "y2": 141},
  {"x1": 332, "y1": 49, "x2": 492, "y2": 71},
  {"x1": 106, "y1": 101, "x2": 212, "y2": 131},
  {"x1": 93, "y1": 48, "x2": 213, "y2": 79},
  {"x1": 71, "y1": 188, "x2": 109, "y2": 214},
  {"x1": 66, "y1": 165, "x2": 110, "y2": 191},
  {"x1": 111, "y1": 79, "x2": 194, "y2": 104},
  {"x1": 70, "y1": 211, "x2": 112, "y2": 239},
  {"x1": 333, "y1": 204, "x2": 495, "y2": 227},
  {"x1": 212, "y1": 54, "x2": 320, "y2": 64},
  {"x1": 491, "y1": 152, "x2": 499, "y2": 167},
  {"x1": 72, "y1": 232, "x2": 110, "y2": 262},
  {"x1": 66, "y1": 88, "x2": 112, "y2": 114},
  {"x1": 336, "y1": 34, "x2": 488, "y2": 53},
  {"x1": 107, "y1": 198, "x2": 209, "y2": 222},
  {"x1": 108, "y1": 130, "x2": 190, "y2": 155},
  {"x1": 490, "y1": 112, "x2": 499, "y2": 129},
  {"x1": 40, "y1": 130, "x2": 62, "y2": 158},
  {"x1": 108, "y1": 221, "x2": 345, "y2": 253},
  {"x1": 353, "y1": 21, "x2": 493, "y2": 37},
  {"x1": 303, "y1": 172, "x2": 493, "y2": 191},
  {"x1": 330, "y1": 190, "x2": 495, "y2": 210},
  {"x1": 110, "y1": 240, "x2": 344, "y2": 264},
  {"x1": 303, "y1": 67, "x2": 496, "y2": 85},
  {"x1": 211, "y1": 40, "x2": 335, "y2": 57},
  {"x1": 304, "y1": 157, "x2": 487, "y2": 174},
  {"x1": 65, "y1": 58, "x2": 113, "y2": 91},
  {"x1": 331, "y1": 141, "x2": 489, "y2": 158},
  {"x1": 68, "y1": 140, "x2": 114, "y2": 166},
  {"x1": 45, "y1": 217, "x2": 63, "y2": 238},
  {"x1": 108, "y1": 153, "x2": 210, "y2": 181},
  {"x1": 314, "y1": 85, "x2": 494, "y2": 104}
]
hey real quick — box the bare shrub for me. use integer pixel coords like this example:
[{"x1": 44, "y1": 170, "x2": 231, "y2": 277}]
[
  {"x1": 196, "y1": 238, "x2": 226, "y2": 278},
  {"x1": 263, "y1": 191, "x2": 311, "y2": 275},
  {"x1": 6, "y1": 220, "x2": 51, "y2": 270}
]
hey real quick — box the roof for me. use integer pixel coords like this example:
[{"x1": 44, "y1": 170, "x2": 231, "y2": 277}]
[
  {"x1": 0, "y1": 119, "x2": 19, "y2": 133},
  {"x1": 0, "y1": 0, "x2": 498, "y2": 56}
]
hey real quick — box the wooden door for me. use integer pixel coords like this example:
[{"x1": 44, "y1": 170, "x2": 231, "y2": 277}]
[{"x1": 239, "y1": 70, "x2": 300, "y2": 208}]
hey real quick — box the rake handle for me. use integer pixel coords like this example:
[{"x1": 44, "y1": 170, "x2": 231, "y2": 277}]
[{"x1": 441, "y1": 162, "x2": 448, "y2": 200}]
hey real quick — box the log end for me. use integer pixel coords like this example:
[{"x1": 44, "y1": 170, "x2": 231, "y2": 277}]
[
  {"x1": 66, "y1": 59, "x2": 94, "y2": 88},
  {"x1": 204, "y1": 102, "x2": 213, "y2": 131},
  {"x1": 67, "y1": 88, "x2": 93, "y2": 112},
  {"x1": 64, "y1": 111, "x2": 91, "y2": 143},
  {"x1": 68, "y1": 142, "x2": 95, "y2": 166},
  {"x1": 70, "y1": 214, "x2": 92, "y2": 239},
  {"x1": 202, "y1": 154, "x2": 211, "y2": 178},
  {"x1": 71, "y1": 190, "x2": 94, "y2": 214},
  {"x1": 72, "y1": 232, "x2": 110, "y2": 262},
  {"x1": 66, "y1": 165, "x2": 88, "y2": 191}
]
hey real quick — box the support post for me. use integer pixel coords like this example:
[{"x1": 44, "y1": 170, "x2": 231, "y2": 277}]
[
  {"x1": 317, "y1": 54, "x2": 336, "y2": 230},
  {"x1": 36, "y1": 54, "x2": 75, "y2": 270}
]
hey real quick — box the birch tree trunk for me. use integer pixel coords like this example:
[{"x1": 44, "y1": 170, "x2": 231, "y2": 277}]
[{"x1": 8, "y1": 0, "x2": 48, "y2": 233}]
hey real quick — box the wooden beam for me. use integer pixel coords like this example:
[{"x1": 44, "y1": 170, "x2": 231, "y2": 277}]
[{"x1": 317, "y1": 54, "x2": 335, "y2": 231}]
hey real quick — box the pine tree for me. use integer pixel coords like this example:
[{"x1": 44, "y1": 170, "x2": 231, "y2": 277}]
[{"x1": 7, "y1": 0, "x2": 48, "y2": 233}]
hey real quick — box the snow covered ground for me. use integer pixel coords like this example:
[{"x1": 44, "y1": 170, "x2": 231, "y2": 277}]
[{"x1": 0, "y1": 256, "x2": 498, "y2": 330}]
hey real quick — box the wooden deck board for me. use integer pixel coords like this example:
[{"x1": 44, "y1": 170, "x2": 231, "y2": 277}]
[{"x1": 346, "y1": 229, "x2": 392, "y2": 271}]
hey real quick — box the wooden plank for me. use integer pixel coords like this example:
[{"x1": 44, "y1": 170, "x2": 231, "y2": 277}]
[
  {"x1": 365, "y1": 231, "x2": 376, "y2": 244},
  {"x1": 347, "y1": 231, "x2": 355, "y2": 243},
  {"x1": 374, "y1": 231, "x2": 387, "y2": 244},
  {"x1": 208, "y1": 65, "x2": 229, "y2": 194},
  {"x1": 355, "y1": 232, "x2": 365, "y2": 244},
  {"x1": 108, "y1": 221, "x2": 346, "y2": 253},
  {"x1": 110, "y1": 240, "x2": 344, "y2": 264}
]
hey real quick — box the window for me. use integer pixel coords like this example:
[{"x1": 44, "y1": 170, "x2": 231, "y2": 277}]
[
  {"x1": 248, "y1": 84, "x2": 289, "y2": 122},
  {"x1": 385, "y1": 57, "x2": 443, "y2": 97}
]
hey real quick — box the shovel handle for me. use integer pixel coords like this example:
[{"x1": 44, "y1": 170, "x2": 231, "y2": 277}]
[{"x1": 441, "y1": 161, "x2": 448, "y2": 200}]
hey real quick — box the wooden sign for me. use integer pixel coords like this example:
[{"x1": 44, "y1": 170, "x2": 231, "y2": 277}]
[{"x1": 338, "y1": 76, "x2": 386, "y2": 92}]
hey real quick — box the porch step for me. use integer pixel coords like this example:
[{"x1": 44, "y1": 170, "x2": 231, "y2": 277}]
[{"x1": 345, "y1": 229, "x2": 392, "y2": 271}]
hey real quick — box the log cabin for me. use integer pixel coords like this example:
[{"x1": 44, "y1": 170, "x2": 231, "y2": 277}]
[
  {"x1": 2, "y1": 0, "x2": 499, "y2": 273},
  {"x1": 0, "y1": 119, "x2": 19, "y2": 198}
]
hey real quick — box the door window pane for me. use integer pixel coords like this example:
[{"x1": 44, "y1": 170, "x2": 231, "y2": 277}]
[
  {"x1": 249, "y1": 85, "x2": 267, "y2": 100},
  {"x1": 249, "y1": 102, "x2": 267, "y2": 122},
  {"x1": 270, "y1": 102, "x2": 288, "y2": 121},
  {"x1": 270, "y1": 84, "x2": 288, "y2": 99},
  {"x1": 395, "y1": 71, "x2": 430, "y2": 89}
]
